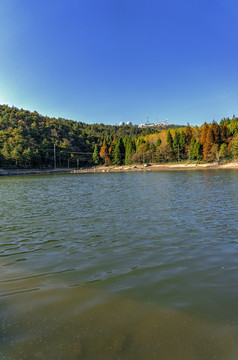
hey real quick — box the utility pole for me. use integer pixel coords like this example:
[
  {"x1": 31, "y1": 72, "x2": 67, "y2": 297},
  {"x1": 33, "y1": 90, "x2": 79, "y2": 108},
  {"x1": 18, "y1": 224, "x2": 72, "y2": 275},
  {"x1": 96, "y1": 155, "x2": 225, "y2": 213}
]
[{"x1": 54, "y1": 143, "x2": 56, "y2": 169}]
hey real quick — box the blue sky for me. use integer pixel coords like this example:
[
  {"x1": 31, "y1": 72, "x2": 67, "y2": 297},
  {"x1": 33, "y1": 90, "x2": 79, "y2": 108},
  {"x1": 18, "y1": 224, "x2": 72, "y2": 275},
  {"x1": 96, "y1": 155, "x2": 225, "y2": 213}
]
[{"x1": 0, "y1": 0, "x2": 238, "y2": 126}]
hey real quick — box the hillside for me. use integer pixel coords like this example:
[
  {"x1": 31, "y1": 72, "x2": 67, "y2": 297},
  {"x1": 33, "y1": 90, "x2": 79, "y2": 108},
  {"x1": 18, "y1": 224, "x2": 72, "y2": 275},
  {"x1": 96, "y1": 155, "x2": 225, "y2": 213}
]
[
  {"x1": 0, "y1": 104, "x2": 238, "y2": 168},
  {"x1": 0, "y1": 105, "x2": 181, "y2": 168}
]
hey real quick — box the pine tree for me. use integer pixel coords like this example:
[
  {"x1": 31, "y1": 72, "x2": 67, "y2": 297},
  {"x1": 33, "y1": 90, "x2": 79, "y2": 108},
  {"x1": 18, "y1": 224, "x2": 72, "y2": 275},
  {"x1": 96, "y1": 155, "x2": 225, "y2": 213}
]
[
  {"x1": 109, "y1": 135, "x2": 117, "y2": 165},
  {"x1": 125, "y1": 138, "x2": 136, "y2": 165},
  {"x1": 200, "y1": 123, "x2": 209, "y2": 145},
  {"x1": 189, "y1": 137, "x2": 196, "y2": 159},
  {"x1": 220, "y1": 124, "x2": 229, "y2": 143},
  {"x1": 185, "y1": 123, "x2": 193, "y2": 145},
  {"x1": 179, "y1": 130, "x2": 186, "y2": 158},
  {"x1": 173, "y1": 130, "x2": 180, "y2": 160},
  {"x1": 114, "y1": 142, "x2": 122, "y2": 165},
  {"x1": 167, "y1": 130, "x2": 173, "y2": 149},
  {"x1": 194, "y1": 141, "x2": 202, "y2": 160},
  {"x1": 156, "y1": 137, "x2": 161, "y2": 147},
  {"x1": 92, "y1": 144, "x2": 100, "y2": 165},
  {"x1": 114, "y1": 138, "x2": 125, "y2": 165},
  {"x1": 211, "y1": 120, "x2": 221, "y2": 144},
  {"x1": 203, "y1": 128, "x2": 215, "y2": 161}
]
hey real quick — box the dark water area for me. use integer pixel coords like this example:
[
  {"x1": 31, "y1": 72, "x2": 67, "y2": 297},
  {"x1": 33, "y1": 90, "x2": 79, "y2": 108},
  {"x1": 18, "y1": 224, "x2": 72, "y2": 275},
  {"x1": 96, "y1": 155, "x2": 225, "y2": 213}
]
[{"x1": 1, "y1": 170, "x2": 238, "y2": 359}]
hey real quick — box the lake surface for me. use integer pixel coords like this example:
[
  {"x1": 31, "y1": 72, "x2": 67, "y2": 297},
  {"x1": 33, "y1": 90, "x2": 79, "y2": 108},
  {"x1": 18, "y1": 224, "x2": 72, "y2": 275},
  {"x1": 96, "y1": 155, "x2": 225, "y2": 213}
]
[{"x1": 1, "y1": 170, "x2": 238, "y2": 359}]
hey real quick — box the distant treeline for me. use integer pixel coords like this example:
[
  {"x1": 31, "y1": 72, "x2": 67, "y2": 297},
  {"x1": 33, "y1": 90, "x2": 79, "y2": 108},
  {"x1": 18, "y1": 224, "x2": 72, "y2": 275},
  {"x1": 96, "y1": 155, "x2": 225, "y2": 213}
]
[
  {"x1": 94, "y1": 118, "x2": 238, "y2": 166},
  {"x1": 0, "y1": 104, "x2": 238, "y2": 168}
]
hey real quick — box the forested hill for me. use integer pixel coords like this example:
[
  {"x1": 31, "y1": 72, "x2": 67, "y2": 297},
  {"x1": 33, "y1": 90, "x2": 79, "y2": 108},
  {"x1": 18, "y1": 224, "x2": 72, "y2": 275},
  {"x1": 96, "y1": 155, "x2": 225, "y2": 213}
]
[
  {"x1": 0, "y1": 104, "x2": 238, "y2": 168},
  {"x1": 0, "y1": 104, "x2": 176, "y2": 168}
]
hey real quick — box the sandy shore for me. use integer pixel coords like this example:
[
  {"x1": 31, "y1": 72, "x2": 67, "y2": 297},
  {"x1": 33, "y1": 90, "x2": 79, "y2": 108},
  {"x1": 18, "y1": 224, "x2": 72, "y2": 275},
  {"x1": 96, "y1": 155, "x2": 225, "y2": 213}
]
[
  {"x1": 1, "y1": 161, "x2": 238, "y2": 177},
  {"x1": 72, "y1": 161, "x2": 238, "y2": 174}
]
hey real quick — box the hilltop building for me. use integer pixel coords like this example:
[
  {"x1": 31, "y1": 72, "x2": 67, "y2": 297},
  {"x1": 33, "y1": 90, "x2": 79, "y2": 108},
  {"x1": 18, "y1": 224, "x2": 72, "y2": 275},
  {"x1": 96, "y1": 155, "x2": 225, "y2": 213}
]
[{"x1": 138, "y1": 120, "x2": 168, "y2": 128}]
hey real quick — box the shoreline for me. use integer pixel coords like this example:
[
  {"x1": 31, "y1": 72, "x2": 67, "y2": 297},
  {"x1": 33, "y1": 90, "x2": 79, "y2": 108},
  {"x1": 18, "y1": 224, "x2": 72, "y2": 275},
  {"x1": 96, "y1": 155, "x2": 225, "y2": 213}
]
[{"x1": 1, "y1": 161, "x2": 238, "y2": 177}]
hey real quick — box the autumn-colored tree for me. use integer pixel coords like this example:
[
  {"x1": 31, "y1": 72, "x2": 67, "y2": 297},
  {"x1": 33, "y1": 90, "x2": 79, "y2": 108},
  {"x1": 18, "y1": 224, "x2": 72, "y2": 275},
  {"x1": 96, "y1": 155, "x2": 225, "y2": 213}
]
[
  {"x1": 158, "y1": 144, "x2": 174, "y2": 162},
  {"x1": 203, "y1": 128, "x2": 215, "y2": 161},
  {"x1": 99, "y1": 138, "x2": 110, "y2": 165},
  {"x1": 200, "y1": 123, "x2": 209, "y2": 145},
  {"x1": 211, "y1": 120, "x2": 221, "y2": 144},
  {"x1": 109, "y1": 136, "x2": 117, "y2": 164},
  {"x1": 220, "y1": 124, "x2": 229, "y2": 143},
  {"x1": 210, "y1": 144, "x2": 219, "y2": 162},
  {"x1": 185, "y1": 123, "x2": 193, "y2": 145},
  {"x1": 137, "y1": 141, "x2": 149, "y2": 154}
]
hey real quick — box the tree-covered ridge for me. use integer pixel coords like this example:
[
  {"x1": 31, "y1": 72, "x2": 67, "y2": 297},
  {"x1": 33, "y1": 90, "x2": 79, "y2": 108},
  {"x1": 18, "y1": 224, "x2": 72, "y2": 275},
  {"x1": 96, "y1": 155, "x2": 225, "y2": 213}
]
[
  {"x1": 95, "y1": 119, "x2": 238, "y2": 166},
  {"x1": 0, "y1": 104, "x2": 162, "y2": 168},
  {"x1": 0, "y1": 104, "x2": 238, "y2": 168}
]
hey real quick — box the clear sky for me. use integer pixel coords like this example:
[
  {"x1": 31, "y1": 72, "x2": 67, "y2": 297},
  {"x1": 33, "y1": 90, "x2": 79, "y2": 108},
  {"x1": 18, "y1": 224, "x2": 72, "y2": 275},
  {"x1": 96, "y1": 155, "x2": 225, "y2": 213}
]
[{"x1": 0, "y1": 0, "x2": 238, "y2": 126}]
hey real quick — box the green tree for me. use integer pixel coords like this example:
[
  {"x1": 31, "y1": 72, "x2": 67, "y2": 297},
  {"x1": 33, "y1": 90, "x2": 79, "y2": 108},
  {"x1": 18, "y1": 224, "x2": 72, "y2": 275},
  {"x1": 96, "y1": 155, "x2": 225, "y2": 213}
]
[
  {"x1": 32, "y1": 149, "x2": 41, "y2": 167},
  {"x1": 179, "y1": 130, "x2": 186, "y2": 158},
  {"x1": 173, "y1": 130, "x2": 180, "y2": 161},
  {"x1": 193, "y1": 141, "x2": 202, "y2": 160},
  {"x1": 125, "y1": 138, "x2": 136, "y2": 165},
  {"x1": 156, "y1": 137, "x2": 161, "y2": 147},
  {"x1": 219, "y1": 143, "x2": 228, "y2": 159},
  {"x1": 166, "y1": 130, "x2": 173, "y2": 149},
  {"x1": 189, "y1": 137, "x2": 196, "y2": 159},
  {"x1": 11, "y1": 145, "x2": 23, "y2": 166},
  {"x1": 92, "y1": 144, "x2": 100, "y2": 165},
  {"x1": 1, "y1": 142, "x2": 12, "y2": 162},
  {"x1": 114, "y1": 138, "x2": 125, "y2": 165},
  {"x1": 22, "y1": 148, "x2": 32, "y2": 167},
  {"x1": 231, "y1": 136, "x2": 238, "y2": 159}
]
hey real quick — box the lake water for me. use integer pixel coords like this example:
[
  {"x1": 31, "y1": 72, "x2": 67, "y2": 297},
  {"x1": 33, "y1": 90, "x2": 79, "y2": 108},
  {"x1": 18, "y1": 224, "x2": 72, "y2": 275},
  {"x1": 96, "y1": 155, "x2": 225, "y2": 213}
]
[{"x1": 1, "y1": 170, "x2": 238, "y2": 359}]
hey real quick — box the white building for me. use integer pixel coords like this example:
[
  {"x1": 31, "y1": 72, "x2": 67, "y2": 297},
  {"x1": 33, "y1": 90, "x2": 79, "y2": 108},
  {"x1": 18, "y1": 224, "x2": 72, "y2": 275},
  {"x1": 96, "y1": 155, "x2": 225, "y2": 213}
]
[{"x1": 138, "y1": 120, "x2": 168, "y2": 128}]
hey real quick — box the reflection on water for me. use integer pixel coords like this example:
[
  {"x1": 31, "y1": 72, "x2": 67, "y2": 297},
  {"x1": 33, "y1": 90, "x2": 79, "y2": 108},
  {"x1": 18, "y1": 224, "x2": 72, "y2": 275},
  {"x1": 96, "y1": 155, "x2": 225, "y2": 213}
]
[
  {"x1": 1, "y1": 273, "x2": 238, "y2": 360},
  {"x1": 1, "y1": 171, "x2": 238, "y2": 359}
]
